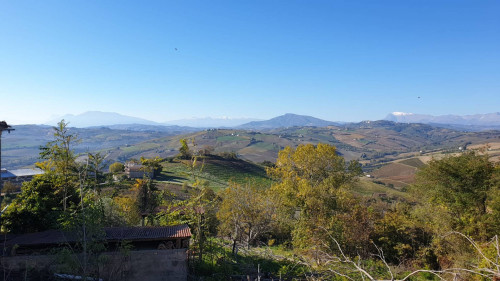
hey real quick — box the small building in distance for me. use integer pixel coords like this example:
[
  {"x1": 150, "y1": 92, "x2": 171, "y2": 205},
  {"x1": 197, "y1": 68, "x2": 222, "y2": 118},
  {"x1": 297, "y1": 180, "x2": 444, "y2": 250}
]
[
  {"x1": 1, "y1": 168, "x2": 44, "y2": 185},
  {"x1": 125, "y1": 163, "x2": 153, "y2": 179}
]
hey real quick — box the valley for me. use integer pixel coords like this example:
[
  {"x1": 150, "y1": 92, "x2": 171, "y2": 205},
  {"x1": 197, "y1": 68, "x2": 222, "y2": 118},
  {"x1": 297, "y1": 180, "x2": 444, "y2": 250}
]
[{"x1": 3, "y1": 119, "x2": 499, "y2": 173}]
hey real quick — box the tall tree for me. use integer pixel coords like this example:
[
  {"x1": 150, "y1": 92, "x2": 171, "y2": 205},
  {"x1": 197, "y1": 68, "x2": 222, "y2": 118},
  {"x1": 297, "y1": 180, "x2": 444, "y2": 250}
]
[
  {"x1": 87, "y1": 152, "x2": 107, "y2": 191},
  {"x1": 140, "y1": 156, "x2": 163, "y2": 177},
  {"x1": 38, "y1": 120, "x2": 79, "y2": 211},
  {"x1": 133, "y1": 178, "x2": 159, "y2": 226},
  {"x1": 217, "y1": 183, "x2": 276, "y2": 254},
  {"x1": 2, "y1": 120, "x2": 80, "y2": 233},
  {"x1": 267, "y1": 143, "x2": 362, "y2": 253},
  {"x1": 411, "y1": 151, "x2": 498, "y2": 239},
  {"x1": 178, "y1": 138, "x2": 191, "y2": 159}
]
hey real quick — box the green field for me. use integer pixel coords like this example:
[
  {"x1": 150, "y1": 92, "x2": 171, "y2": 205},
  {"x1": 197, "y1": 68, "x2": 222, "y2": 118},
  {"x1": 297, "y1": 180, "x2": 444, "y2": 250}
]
[
  {"x1": 398, "y1": 157, "x2": 425, "y2": 168},
  {"x1": 351, "y1": 177, "x2": 412, "y2": 200},
  {"x1": 156, "y1": 156, "x2": 272, "y2": 191}
]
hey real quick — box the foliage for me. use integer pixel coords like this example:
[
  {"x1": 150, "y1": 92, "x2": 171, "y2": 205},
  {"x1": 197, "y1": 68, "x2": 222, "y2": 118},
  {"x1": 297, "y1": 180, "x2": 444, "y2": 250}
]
[
  {"x1": 372, "y1": 203, "x2": 436, "y2": 267},
  {"x1": 2, "y1": 121, "x2": 83, "y2": 233},
  {"x1": 109, "y1": 162, "x2": 125, "y2": 173},
  {"x1": 156, "y1": 185, "x2": 220, "y2": 265},
  {"x1": 4, "y1": 123, "x2": 500, "y2": 279},
  {"x1": 179, "y1": 138, "x2": 191, "y2": 159},
  {"x1": 267, "y1": 143, "x2": 362, "y2": 255},
  {"x1": 112, "y1": 196, "x2": 141, "y2": 225},
  {"x1": 87, "y1": 152, "x2": 108, "y2": 192},
  {"x1": 37, "y1": 120, "x2": 79, "y2": 211},
  {"x1": 100, "y1": 197, "x2": 129, "y2": 226},
  {"x1": 52, "y1": 193, "x2": 136, "y2": 280},
  {"x1": 190, "y1": 238, "x2": 308, "y2": 281},
  {"x1": 411, "y1": 151, "x2": 498, "y2": 240},
  {"x1": 132, "y1": 177, "x2": 159, "y2": 225},
  {"x1": 140, "y1": 156, "x2": 163, "y2": 177},
  {"x1": 56, "y1": 193, "x2": 108, "y2": 279},
  {"x1": 1, "y1": 181, "x2": 19, "y2": 194},
  {"x1": 2, "y1": 173, "x2": 74, "y2": 233},
  {"x1": 268, "y1": 143, "x2": 361, "y2": 211},
  {"x1": 218, "y1": 151, "x2": 238, "y2": 160},
  {"x1": 198, "y1": 145, "x2": 214, "y2": 156},
  {"x1": 217, "y1": 183, "x2": 276, "y2": 253}
]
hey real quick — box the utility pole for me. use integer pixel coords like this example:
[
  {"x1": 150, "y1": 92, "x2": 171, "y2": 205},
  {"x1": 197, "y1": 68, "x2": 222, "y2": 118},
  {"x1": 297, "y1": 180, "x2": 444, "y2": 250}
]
[{"x1": 0, "y1": 121, "x2": 14, "y2": 192}]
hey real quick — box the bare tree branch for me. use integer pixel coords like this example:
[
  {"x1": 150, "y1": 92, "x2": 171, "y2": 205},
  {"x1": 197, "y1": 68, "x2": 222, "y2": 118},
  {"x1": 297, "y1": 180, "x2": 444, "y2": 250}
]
[{"x1": 443, "y1": 231, "x2": 500, "y2": 272}]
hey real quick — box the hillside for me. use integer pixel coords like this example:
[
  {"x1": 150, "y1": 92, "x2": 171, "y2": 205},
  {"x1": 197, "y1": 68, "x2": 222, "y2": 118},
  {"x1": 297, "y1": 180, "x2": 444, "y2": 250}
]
[
  {"x1": 3, "y1": 121, "x2": 499, "y2": 170},
  {"x1": 368, "y1": 142, "x2": 500, "y2": 189},
  {"x1": 102, "y1": 121, "x2": 500, "y2": 169},
  {"x1": 1, "y1": 125, "x2": 194, "y2": 168},
  {"x1": 155, "y1": 156, "x2": 272, "y2": 192},
  {"x1": 145, "y1": 155, "x2": 405, "y2": 200}
]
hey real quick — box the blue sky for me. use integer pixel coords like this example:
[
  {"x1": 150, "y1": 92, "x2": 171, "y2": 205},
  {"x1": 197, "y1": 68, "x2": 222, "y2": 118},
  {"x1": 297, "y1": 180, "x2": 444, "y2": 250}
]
[{"x1": 1, "y1": 0, "x2": 499, "y2": 124}]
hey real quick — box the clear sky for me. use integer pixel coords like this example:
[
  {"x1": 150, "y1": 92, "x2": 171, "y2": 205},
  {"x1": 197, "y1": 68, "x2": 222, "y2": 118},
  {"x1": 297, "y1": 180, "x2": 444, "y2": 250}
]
[{"x1": 1, "y1": 0, "x2": 499, "y2": 124}]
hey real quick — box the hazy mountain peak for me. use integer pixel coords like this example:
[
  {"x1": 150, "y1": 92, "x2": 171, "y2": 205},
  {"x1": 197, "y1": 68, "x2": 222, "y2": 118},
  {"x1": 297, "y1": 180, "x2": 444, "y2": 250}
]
[
  {"x1": 164, "y1": 116, "x2": 261, "y2": 128},
  {"x1": 385, "y1": 112, "x2": 500, "y2": 130},
  {"x1": 46, "y1": 111, "x2": 159, "y2": 128},
  {"x1": 239, "y1": 113, "x2": 337, "y2": 129},
  {"x1": 392, "y1": 112, "x2": 414, "y2": 116}
]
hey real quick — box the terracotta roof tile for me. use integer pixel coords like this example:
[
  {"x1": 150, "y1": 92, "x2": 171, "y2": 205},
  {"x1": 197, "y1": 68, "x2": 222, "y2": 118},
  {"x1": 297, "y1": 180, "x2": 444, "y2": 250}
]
[
  {"x1": 105, "y1": 224, "x2": 191, "y2": 241},
  {"x1": 3, "y1": 224, "x2": 191, "y2": 247}
]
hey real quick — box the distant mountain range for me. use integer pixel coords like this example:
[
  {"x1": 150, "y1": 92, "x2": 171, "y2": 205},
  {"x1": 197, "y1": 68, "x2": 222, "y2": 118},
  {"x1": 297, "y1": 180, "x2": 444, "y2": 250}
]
[
  {"x1": 164, "y1": 117, "x2": 261, "y2": 128},
  {"x1": 46, "y1": 111, "x2": 337, "y2": 129},
  {"x1": 238, "y1": 113, "x2": 338, "y2": 129},
  {"x1": 46, "y1": 111, "x2": 260, "y2": 128},
  {"x1": 43, "y1": 111, "x2": 500, "y2": 131},
  {"x1": 47, "y1": 111, "x2": 160, "y2": 127},
  {"x1": 385, "y1": 112, "x2": 500, "y2": 130}
]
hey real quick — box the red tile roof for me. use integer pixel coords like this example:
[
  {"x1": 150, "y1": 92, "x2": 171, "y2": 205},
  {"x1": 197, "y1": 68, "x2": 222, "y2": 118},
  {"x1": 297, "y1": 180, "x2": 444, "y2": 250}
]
[
  {"x1": 4, "y1": 224, "x2": 191, "y2": 247},
  {"x1": 106, "y1": 224, "x2": 191, "y2": 241}
]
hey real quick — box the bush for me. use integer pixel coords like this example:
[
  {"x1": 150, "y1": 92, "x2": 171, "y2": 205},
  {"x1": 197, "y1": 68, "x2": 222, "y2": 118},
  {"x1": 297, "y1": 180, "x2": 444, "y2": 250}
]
[
  {"x1": 109, "y1": 162, "x2": 125, "y2": 173},
  {"x1": 2, "y1": 181, "x2": 20, "y2": 194},
  {"x1": 219, "y1": 151, "x2": 238, "y2": 160},
  {"x1": 260, "y1": 161, "x2": 275, "y2": 168}
]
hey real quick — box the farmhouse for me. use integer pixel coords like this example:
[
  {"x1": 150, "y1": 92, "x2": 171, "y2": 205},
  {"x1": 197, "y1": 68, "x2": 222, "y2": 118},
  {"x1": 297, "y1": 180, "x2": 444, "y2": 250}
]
[{"x1": 124, "y1": 163, "x2": 153, "y2": 179}]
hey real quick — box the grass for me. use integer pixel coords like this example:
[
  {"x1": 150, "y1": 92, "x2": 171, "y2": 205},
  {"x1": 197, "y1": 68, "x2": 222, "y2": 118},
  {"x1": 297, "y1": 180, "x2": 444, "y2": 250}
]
[
  {"x1": 351, "y1": 178, "x2": 411, "y2": 200},
  {"x1": 192, "y1": 238, "x2": 308, "y2": 281},
  {"x1": 120, "y1": 143, "x2": 160, "y2": 153},
  {"x1": 216, "y1": 135, "x2": 247, "y2": 142},
  {"x1": 250, "y1": 141, "x2": 278, "y2": 151},
  {"x1": 203, "y1": 158, "x2": 270, "y2": 185},
  {"x1": 157, "y1": 156, "x2": 272, "y2": 191},
  {"x1": 399, "y1": 157, "x2": 425, "y2": 168}
]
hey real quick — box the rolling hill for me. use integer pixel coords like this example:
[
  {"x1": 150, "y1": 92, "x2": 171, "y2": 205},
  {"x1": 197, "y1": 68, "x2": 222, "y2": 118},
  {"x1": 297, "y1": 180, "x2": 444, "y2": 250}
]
[
  {"x1": 98, "y1": 121, "x2": 500, "y2": 169},
  {"x1": 3, "y1": 118, "x2": 499, "y2": 170},
  {"x1": 0, "y1": 125, "x2": 193, "y2": 168}
]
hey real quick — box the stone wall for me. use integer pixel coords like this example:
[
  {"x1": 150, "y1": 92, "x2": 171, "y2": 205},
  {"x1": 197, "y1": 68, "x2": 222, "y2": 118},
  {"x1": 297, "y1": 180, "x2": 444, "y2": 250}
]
[{"x1": 1, "y1": 249, "x2": 187, "y2": 281}]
